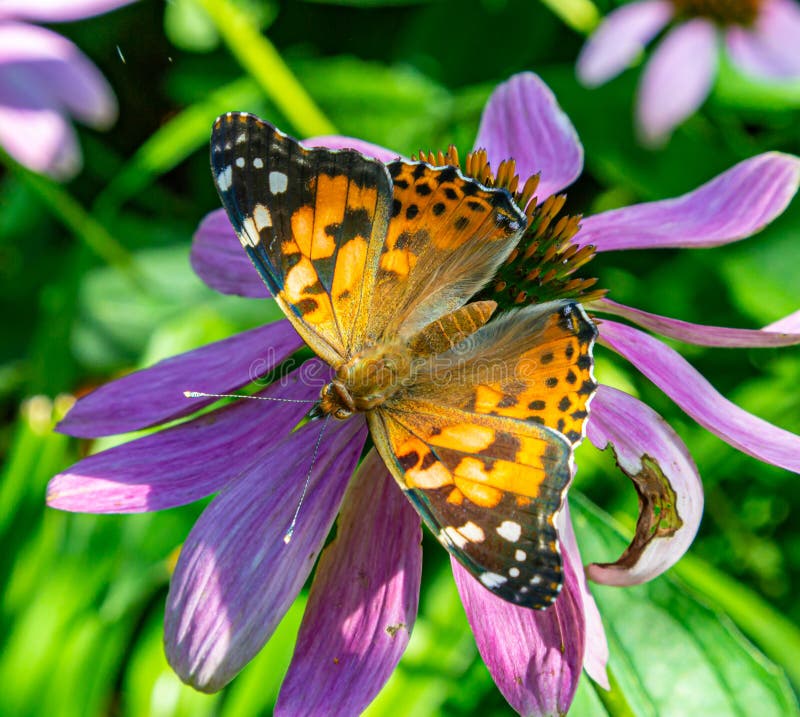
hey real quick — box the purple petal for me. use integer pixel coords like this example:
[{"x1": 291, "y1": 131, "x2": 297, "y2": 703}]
[
  {"x1": 0, "y1": 0, "x2": 135, "y2": 22},
  {"x1": 190, "y1": 209, "x2": 270, "y2": 298},
  {"x1": 576, "y1": 152, "x2": 800, "y2": 251},
  {"x1": 47, "y1": 364, "x2": 322, "y2": 513},
  {"x1": 304, "y1": 135, "x2": 400, "y2": 163},
  {"x1": 453, "y1": 547, "x2": 585, "y2": 715},
  {"x1": 636, "y1": 19, "x2": 718, "y2": 146},
  {"x1": 590, "y1": 298, "x2": 800, "y2": 347},
  {"x1": 576, "y1": 0, "x2": 673, "y2": 87},
  {"x1": 767, "y1": 309, "x2": 800, "y2": 332},
  {"x1": 586, "y1": 385, "x2": 703, "y2": 586},
  {"x1": 276, "y1": 449, "x2": 422, "y2": 717},
  {"x1": 57, "y1": 321, "x2": 302, "y2": 438},
  {"x1": 726, "y1": 0, "x2": 800, "y2": 80},
  {"x1": 0, "y1": 23, "x2": 116, "y2": 127},
  {"x1": 599, "y1": 319, "x2": 800, "y2": 473},
  {"x1": 475, "y1": 72, "x2": 583, "y2": 198},
  {"x1": 165, "y1": 416, "x2": 368, "y2": 692},
  {"x1": 557, "y1": 503, "x2": 609, "y2": 689}
]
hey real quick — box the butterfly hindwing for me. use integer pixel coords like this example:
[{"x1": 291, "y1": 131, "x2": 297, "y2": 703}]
[
  {"x1": 409, "y1": 301, "x2": 598, "y2": 447},
  {"x1": 369, "y1": 401, "x2": 571, "y2": 607},
  {"x1": 211, "y1": 112, "x2": 393, "y2": 363}
]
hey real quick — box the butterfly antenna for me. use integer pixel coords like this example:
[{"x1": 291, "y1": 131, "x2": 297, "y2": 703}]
[
  {"x1": 183, "y1": 390, "x2": 315, "y2": 404},
  {"x1": 283, "y1": 415, "x2": 330, "y2": 545}
]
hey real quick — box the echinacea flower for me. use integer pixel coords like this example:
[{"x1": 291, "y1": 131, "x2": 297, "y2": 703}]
[
  {"x1": 48, "y1": 72, "x2": 800, "y2": 716},
  {"x1": 0, "y1": 0, "x2": 135, "y2": 179},
  {"x1": 576, "y1": 0, "x2": 800, "y2": 145}
]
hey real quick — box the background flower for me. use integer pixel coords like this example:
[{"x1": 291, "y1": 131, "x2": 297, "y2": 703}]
[
  {"x1": 576, "y1": 0, "x2": 800, "y2": 145},
  {"x1": 0, "y1": 0, "x2": 134, "y2": 178}
]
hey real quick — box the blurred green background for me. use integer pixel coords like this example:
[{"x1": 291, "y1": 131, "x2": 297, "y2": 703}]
[{"x1": 2, "y1": 0, "x2": 800, "y2": 715}]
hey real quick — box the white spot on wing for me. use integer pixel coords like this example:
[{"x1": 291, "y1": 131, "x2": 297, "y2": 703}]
[
  {"x1": 253, "y1": 204, "x2": 272, "y2": 230},
  {"x1": 480, "y1": 572, "x2": 508, "y2": 589},
  {"x1": 509, "y1": 567, "x2": 520, "y2": 577},
  {"x1": 216, "y1": 166, "x2": 233, "y2": 192},
  {"x1": 496, "y1": 520, "x2": 522, "y2": 543},
  {"x1": 236, "y1": 132, "x2": 247, "y2": 144},
  {"x1": 441, "y1": 526, "x2": 467, "y2": 550},
  {"x1": 459, "y1": 521, "x2": 485, "y2": 543},
  {"x1": 515, "y1": 549, "x2": 526, "y2": 562},
  {"x1": 240, "y1": 217, "x2": 259, "y2": 247},
  {"x1": 253, "y1": 157, "x2": 264, "y2": 169},
  {"x1": 235, "y1": 157, "x2": 245, "y2": 168},
  {"x1": 269, "y1": 171, "x2": 288, "y2": 194},
  {"x1": 530, "y1": 576, "x2": 542, "y2": 585}
]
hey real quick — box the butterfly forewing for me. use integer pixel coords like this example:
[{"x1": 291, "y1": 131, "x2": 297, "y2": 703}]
[
  {"x1": 211, "y1": 112, "x2": 393, "y2": 363},
  {"x1": 373, "y1": 161, "x2": 527, "y2": 342},
  {"x1": 369, "y1": 402, "x2": 571, "y2": 607}
]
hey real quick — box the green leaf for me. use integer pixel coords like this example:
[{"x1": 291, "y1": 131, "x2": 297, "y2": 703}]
[{"x1": 571, "y1": 494, "x2": 799, "y2": 717}]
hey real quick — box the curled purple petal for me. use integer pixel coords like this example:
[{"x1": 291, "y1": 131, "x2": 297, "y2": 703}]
[
  {"x1": 726, "y1": 0, "x2": 800, "y2": 80},
  {"x1": 586, "y1": 386, "x2": 703, "y2": 586},
  {"x1": 590, "y1": 298, "x2": 800, "y2": 347},
  {"x1": 576, "y1": 0, "x2": 673, "y2": 87},
  {"x1": 57, "y1": 321, "x2": 302, "y2": 438},
  {"x1": 190, "y1": 209, "x2": 270, "y2": 298},
  {"x1": 475, "y1": 72, "x2": 583, "y2": 198},
  {"x1": 577, "y1": 152, "x2": 800, "y2": 252},
  {"x1": 599, "y1": 319, "x2": 800, "y2": 473},
  {"x1": 636, "y1": 19, "x2": 718, "y2": 146},
  {"x1": 557, "y1": 503, "x2": 609, "y2": 689},
  {"x1": 0, "y1": 0, "x2": 135, "y2": 22},
  {"x1": 452, "y1": 549, "x2": 585, "y2": 716},
  {"x1": 165, "y1": 416, "x2": 368, "y2": 692},
  {"x1": 47, "y1": 364, "x2": 322, "y2": 513},
  {"x1": 304, "y1": 135, "x2": 400, "y2": 163},
  {"x1": 276, "y1": 450, "x2": 422, "y2": 717}
]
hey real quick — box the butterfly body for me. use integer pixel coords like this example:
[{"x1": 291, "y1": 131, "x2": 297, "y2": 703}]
[{"x1": 211, "y1": 112, "x2": 598, "y2": 609}]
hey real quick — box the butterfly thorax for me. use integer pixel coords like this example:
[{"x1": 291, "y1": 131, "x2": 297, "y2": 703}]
[{"x1": 319, "y1": 343, "x2": 413, "y2": 420}]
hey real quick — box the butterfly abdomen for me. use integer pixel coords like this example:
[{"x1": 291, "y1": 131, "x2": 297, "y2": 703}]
[{"x1": 407, "y1": 300, "x2": 497, "y2": 357}]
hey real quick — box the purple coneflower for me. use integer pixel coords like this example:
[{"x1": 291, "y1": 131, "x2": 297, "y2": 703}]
[
  {"x1": 48, "y1": 72, "x2": 800, "y2": 716},
  {"x1": 576, "y1": 0, "x2": 800, "y2": 145},
  {"x1": 0, "y1": 0, "x2": 134, "y2": 178}
]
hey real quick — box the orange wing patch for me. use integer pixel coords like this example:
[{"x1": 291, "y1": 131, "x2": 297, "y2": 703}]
[{"x1": 473, "y1": 304, "x2": 597, "y2": 444}]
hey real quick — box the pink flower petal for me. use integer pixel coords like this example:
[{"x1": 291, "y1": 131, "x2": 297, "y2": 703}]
[
  {"x1": 57, "y1": 321, "x2": 302, "y2": 438},
  {"x1": 586, "y1": 385, "x2": 703, "y2": 586},
  {"x1": 0, "y1": 89, "x2": 79, "y2": 178},
  {"x1": 636, "y1": 19, "x2": 718, "y2": 146},
  {"x1": 576, "y1": 152, "x2": 800, "y2": 251},
  {"x1": 475, "y1": 72, "x2": 583, "y2": 198},
  {"x1": 190, "y1": 209, "x2": 269, "y2": 298},
  {"x1": 0, "y1": 23, "x2": 116, "y2": 127},
  {"x1": 591, "y1": 298, "x2": 800, "y2": 347},
  {"x1": 276, "y1": 450, "x2": 422, "y2": 717},
  {"x1": 576, "y1": 0, "x2": 673, "y2": 87},
  {"x1": 558, "y1": 503, "x2": 609, "y2": 689},
  {"x1": 767, "y1": 309, "x2": 800, "y2": 332},
  {"x1": 726, "y1": 0, "x2": 800, "y2": 80},
  {"x1": 452, "y1": 548, "x2": 585, "y2": 716},
  {"x1": 0, "y1": 0, "x2": 135, "y2": 22},
  {"x1": 599, "y1": 319, "x2": 800, "y2": 473},
  {"x1": 304, "y1": 135, "x2": 400, "y2": 163},
  {"x1": 165, "y1": 416, "x2": 368, "y2": 692},
  {"x1": 47, "y1": 364, "x2": 321, "y2": 513}
]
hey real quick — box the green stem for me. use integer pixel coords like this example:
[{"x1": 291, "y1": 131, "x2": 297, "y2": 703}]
[
  {"x1": 539, "y1": 0, "x2": 601, "y2": 34},
  {"x1": 590, "y1": 667, "x2": 638, "y2": 717},
  {"x1": 195, "y1": 0, "x2": 337, "y2": 137},
  {"x1": 0, "y1": 147, "x2": 137, "y2": 279}
]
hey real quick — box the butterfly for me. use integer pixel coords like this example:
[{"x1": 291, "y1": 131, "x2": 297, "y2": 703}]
[{"x1": 210, "y1": 112, "x2": 597, "y2": 609}]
